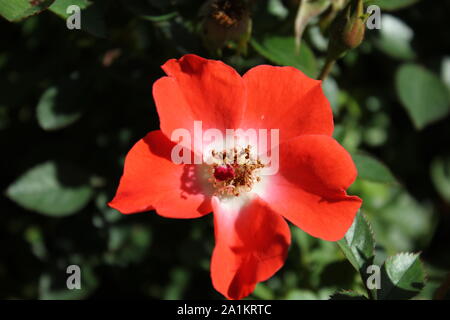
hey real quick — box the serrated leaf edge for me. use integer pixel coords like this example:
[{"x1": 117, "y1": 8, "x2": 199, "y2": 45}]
[
  {"x1": 353, "y1": 150, "x2": 398, "y2": 184},
  {"x1": 382, "y1": 251, "x2": 427, "y2": 299}
]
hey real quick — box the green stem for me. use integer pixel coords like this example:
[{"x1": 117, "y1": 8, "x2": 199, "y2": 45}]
[{"x1": 318, "y1": 58, "x2": 335, "y2": 81}]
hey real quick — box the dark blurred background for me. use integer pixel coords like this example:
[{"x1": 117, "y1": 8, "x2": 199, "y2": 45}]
[{"x1": 0, "y1": 0, "x2": 449, "y2": 299}]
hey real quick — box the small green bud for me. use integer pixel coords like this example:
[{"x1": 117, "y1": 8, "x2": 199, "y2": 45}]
[
  {"x1": 200, "y1": 0, "x2": 252, "y2": 56},
  {"x1": 326, "y1": 0, "x2": 366, "y2": 60}
]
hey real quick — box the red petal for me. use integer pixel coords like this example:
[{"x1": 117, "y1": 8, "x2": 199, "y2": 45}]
[
  {"x1": 210, "y1": 196, "x2": 291, "y2": 300},
  {"x1": 262, "y1": 135, "x2": 362, "y2": 241},
  {"x1": 153, "y1": 54, "x2": 245, "y2": 147},
  {"x1": 241, "y1": 65, "x2": 333, "y2": 144},
  {"x1": 108, "y1": 130, "x2": 212, "y2": 218}
]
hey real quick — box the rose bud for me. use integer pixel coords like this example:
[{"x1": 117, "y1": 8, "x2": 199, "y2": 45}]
[{"x1": 326, "y1": 0, "x2": 366, "y2": 60}]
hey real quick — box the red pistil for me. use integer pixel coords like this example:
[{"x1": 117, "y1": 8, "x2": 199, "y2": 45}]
[{"x1": 214, "y1": 164, "x2": 235, "y2": 181}]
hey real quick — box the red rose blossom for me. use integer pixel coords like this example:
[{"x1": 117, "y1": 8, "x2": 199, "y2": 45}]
[{"x1": 109, "y1": 54, "x2": 362, "y2": 300}]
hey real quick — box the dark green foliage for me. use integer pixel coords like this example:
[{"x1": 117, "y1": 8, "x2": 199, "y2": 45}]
[{"x1": 0, "y1": 0, "x2": 449, "y2": 300}]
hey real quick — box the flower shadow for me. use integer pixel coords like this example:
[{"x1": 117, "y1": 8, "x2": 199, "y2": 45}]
[{"x1": 142, "y1": 131, "x2": 213, "y2": 214}]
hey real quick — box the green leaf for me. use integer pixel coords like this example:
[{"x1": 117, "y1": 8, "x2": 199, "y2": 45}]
[
  {"x1": 253, "y1": 283, "x2": 274, "y2": 300},
  {"x1": 39, "y1": 263, "x2": 98, "y2": 299},
  {"x1": 37, "y1": 86, "x2": 81, "y2": 131},
  {"x1": 36, "y1": 73, "x2": 90, "y2": 131},
  {"x1": 140, "y1": 11, "x2": 178, "y2": 23},
  {"x1": 49, "y1": 0, "x2": 91, "y2": 17},
  {"x1": 352, "y1": 152, "x2": 396, "y2": 184},
  {"x1": 5, "y1": 161, "x2": 93, "y2": 217},
  {"x1": 119, "y1": 0, "x2": 177, "y2": 22},
  {"x1": 105, "y1": 225, "x2": 152, "y2": 266},
  {"x1": 365, "y1": 0, "x2": 419, "y2": 11},
  {"x1": 430, "y1": 156, "x2": 450, "y2": 203},
  {"x1": 365, "y1": 189, "x2": 436, "y2": 253},
  {"x1": 395, "y1": 64, "x2": 450, "y2": 130},
  {"x1": 285, "y1": 289, "x2": 318, "y2": 300},
  {"x1": 163, "y1": 267, "x2": 190, "y2": 300},
  {"x1": 267, "y1": 0, "x2": 288, "y2": 20},
  {"x1": 251, "y1": 35, "x2": 317, "y2": 78},
  {"x1": 338, "y1": 212, "x2": 377, "y2": 299},
  {"x1": 322, "y1": 77, "x2": 340, "y2": 114},
  {"x1": 379, "y1": 253, "x2": 426, "y2": 300},
  {"x1": 374, "y1": 15, "x2": 415, "y2": 60},
  {"x1": 49, "y1": 0, "x2": 106, "y2": 38},
  {"x1": 338, "y1": 211, "x2": 375, "y2": 273},
  {"x1": 283, "y1": 287, "x2": 336, "y2": 300},
  {"x1": 329, "y1": 290, "x2": 368, "y2": 300},
  {"x1": 0, "y1": 0, "x2": 54, "y2": 22},
  {"x1": 442, "y1": 56, "x2": 450, "y2": 89}
]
